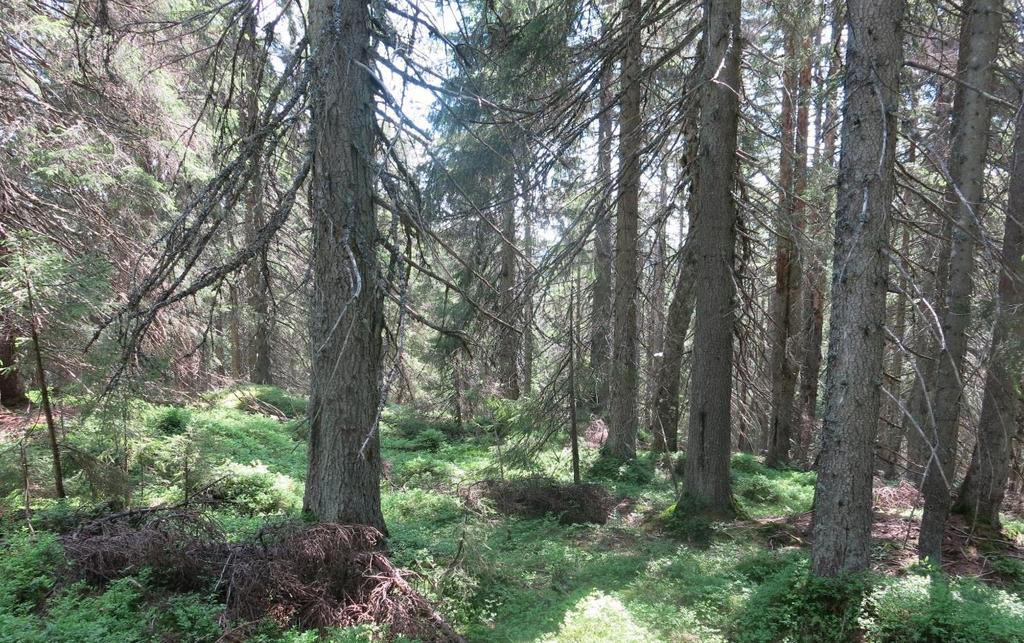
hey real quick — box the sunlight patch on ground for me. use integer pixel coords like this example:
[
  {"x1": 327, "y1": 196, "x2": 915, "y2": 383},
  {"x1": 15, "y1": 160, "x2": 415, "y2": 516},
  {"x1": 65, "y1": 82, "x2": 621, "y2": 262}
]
[{"x1": 541, "y1": 591, "x2": 656, "y2": 642}]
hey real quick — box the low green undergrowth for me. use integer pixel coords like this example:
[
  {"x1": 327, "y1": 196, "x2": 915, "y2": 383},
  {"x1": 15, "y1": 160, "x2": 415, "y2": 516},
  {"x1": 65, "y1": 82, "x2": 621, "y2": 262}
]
[{"x1": 2, "y1": 393, "x2": 1022, "y2": 641}]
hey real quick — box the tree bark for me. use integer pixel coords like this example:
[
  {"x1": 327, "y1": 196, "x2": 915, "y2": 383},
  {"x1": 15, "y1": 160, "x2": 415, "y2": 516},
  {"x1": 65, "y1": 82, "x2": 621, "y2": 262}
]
[
  {"x1": 303, "y1": 0, "x2": 386, "y2": 532},
  {"x1": 766, "y1": 13, "x2": 803, "y2": 468},
  {"x1": 878, "y1": 228, "x2": 910, "y2": 480},
  {"x1": 795, "y1": 0, "x2": 839, "y2": 465},
  {"x1": 26, "y1": 280, "x2": 64, "y2": 499},
  {"x1": 952, "y1": 103, "x2": 1024, "y2": 530},
  {"x1": 523, "y1": 197, "x2": 535, "y2": 396},
  {"x1": 241, "y1": 8, "x2": 274, "y2": 386},
  {"x1": 811, "y1": 0, "x2": 905, "y2": 577},
  {"x1": 677, "y1": 0, "x2": 742, "y2": 516},
  {"x1": 644, "y1": 164, "x2": 669, "y2": 436},
  {"x1": 0, "y1": 326, "x2": 27, "y2": 408},
  {"x1": 605, "y1": 0, "x2": 643, "y2": 460},
  {"x1": 0, "y1": 226, "x2": 28, "y2": 408},
  {"x1": 496, "y1": 182, "x2": 521, "y2": 399},
  {"x1": 650, "y1": 219, "x2": 697, "y2": 453},
  {"x1": 589, "y1": 6, "x2": 615, "y2": 412},
  {"x1": 918, "y1": 0, "x2": 1002, "y2": 564}
]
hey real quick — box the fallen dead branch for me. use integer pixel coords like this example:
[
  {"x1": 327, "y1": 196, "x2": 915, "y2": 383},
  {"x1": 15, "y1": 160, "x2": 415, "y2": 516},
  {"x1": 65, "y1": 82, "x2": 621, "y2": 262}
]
[
  {"x1": 61, "y1": 511, "x2": 461, "y2": 641},
  {"x1": 465, "y1": 477, "x2": 613, "y2": 525}
]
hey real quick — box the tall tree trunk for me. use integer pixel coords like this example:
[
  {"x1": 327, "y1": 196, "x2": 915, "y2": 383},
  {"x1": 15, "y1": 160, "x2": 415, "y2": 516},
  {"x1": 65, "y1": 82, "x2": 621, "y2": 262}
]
[
  {"x1": 811, "y1": 0, "x2": 905, "y2": 576},
  {"x1": 228, "y1": 282, "x2": 244, "y2": 378},
  {"x1": 605, "y1": 0, "x2": 643, "y2": 460},
  {"x1": 496, "y1": 183, "x2": 521, "y2": 399},
  {"x1": 878, "y1": 228, "x2": 911, "y2": 479},
  {"x1": 952, "y1": 104, "x2": 1024, "y2": 530},
  {"x1": 651, "y1": 101, "x2": 700, "y2": 454},
  {"x1": 303, "y1": 0, "x2": 386, "y2": 532},
  {"x1": 918, "y1": 0, "x2": 1002, "y2": 564},
  {"x1": 650, "y1": 219, "x2": 697, "y2": 453},
  {"x1": 569, "y1": 284, "x2": 581, "y2": 484},
  {"x1": 523, "y1": 197, "x2": 535, "y2": 396},
  {"x1": 795, "y1": 0, "x2": 839, "y2": 465},
  {"x1": 645, "y1": 163, "x2": 669, "y2": 433},
  {"x1": 241, "y1": 8, "x2": 274, "y2": 386},
  {"x1": 902, "y1": 232, "x2": 942, "y2": 484},
  {"x1": 0, "y1": 226, "x2": 27, "y2": 408},
  {"x1": 0, "y1": 324, "x2": 27, "y2": 408},
  {"x1": 26, "y1": 280, "x2": 64, "y2": 499},
  {"x1": 766, "y1": 12, "x2": 804, "y2": 468},
  {"x1": 904, "y1": 81, "x2": 953, "y2": 484},
  {"x1": 589, "y1": 6, "x2": 615, "y2": 412},
  {"x1": 677, "y1": 0, "x2": 742, "y2": 515}
]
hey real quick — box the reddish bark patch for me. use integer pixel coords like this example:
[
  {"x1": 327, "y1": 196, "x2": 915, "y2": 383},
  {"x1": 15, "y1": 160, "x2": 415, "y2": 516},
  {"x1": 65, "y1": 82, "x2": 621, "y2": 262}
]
[{"x1": 582, "y1": 419, "x2": 608, "y2": 448}]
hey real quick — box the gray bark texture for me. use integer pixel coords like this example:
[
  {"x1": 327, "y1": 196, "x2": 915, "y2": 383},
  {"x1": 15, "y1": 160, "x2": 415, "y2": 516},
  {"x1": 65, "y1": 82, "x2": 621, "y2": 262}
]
[
  {"x1": 0, "y1": 225, "x2": 28, "y2": 408},
  {"x1": 677, "y1": 0, "x2": 742, "y2": 515},
  {"x1": 589, "y1": 11, "x2": 615, "y2": 412},
  {"x1": 303, "y1": 0, "x2": 386, "y2": 532},
  {"x1": 918, "y1": 0, "x2": 1002, "y2": 563},
  {"x1": 766, "y1": 17, "x2": 803, "y2": 468},
  {"x1": 651, "y1": 220, "x2": 697, "y2": 453},
  {"x1": 953, "y1": 102, "x2": 1024, "y2": 529},
  {"x1": 811, "y1": 0, "x2": 905, "y2": 577},
  {"x1": 605, "y1": 0, "x2": 643, "y2": 460},
  {"x1": 496, "y1": 186, "x2": 521, "y2": 399},
  {"x1": 242, "y1": 10, "x2": 274, "y2": 386}
]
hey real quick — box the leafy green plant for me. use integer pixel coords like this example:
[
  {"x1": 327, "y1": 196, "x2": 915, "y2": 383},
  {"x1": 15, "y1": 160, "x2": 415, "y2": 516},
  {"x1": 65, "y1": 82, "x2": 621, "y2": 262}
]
[
  {"x1": 735, "y1": 473, "x2": 778, "y2": 503},
  {"x1": 149, "y1": 406, "x2": 191, "y2": 435},
  {"x1": 154, "y1": 593, "x2": 223, "y2": 643},
  {"x1": 412, "y1": 427, "x2": 447, "y2": 452},
  {"x1": 0, "y1": 530, "x2": 62, "y2": 614},
  {"x1": 587, "y1": 453, "x2": 654, "y2": 485},
  {"x1": 731, "y1": 559, "x2": 868, "y2": 642},
  {"x1": 206, "y1": 462, "x2": 299, "y2": 515},
  {"x1": 861, "y1": 573, "x2": 1024, "y2": 642}
]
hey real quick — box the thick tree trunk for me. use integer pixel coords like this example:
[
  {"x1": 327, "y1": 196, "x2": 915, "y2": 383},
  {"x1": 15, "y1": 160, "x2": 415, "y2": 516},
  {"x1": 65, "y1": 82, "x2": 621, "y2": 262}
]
[
  {"x1": 677, "y1": 0, "x2": 742, "y2": 516},
  {"x1": 605, "y1": 0, "x2": 643, "y2": 460},
  {"x1": 811, "y1": 0, "x2": 904, "y2": 576},
  {"x1": 952, "y1": 105, "x2": 1024, "y2": 530},
  {"x1": 766, "y1": 16, "x2": 803, "y2": 468},
  {"x1": 918, "y1": 0, "x2": 1001, "y2": 564},
  {"x1": 303, "y1": 0, "x2": 386, "y2": 532},
  {"x1": 589, "y1": 10, "x2": 615, "y2": 412}
]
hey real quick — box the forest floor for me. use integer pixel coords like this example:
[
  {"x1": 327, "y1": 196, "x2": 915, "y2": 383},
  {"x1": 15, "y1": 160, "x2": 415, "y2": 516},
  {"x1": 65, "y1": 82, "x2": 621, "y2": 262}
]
[{"x1": 1, "y1": 389, "x2": 1024, "y2": 641}]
